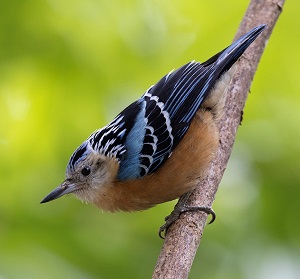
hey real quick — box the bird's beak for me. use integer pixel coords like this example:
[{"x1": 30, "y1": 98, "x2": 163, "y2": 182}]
[{"x1": 40, "y1": 180, "x2": 80, "y2": 204}]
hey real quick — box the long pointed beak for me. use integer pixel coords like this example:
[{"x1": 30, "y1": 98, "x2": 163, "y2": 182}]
[{"x1": 40, "y1": 180, "x2": 80, "y2": 204}]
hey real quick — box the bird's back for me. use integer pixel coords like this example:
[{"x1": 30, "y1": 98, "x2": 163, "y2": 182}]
[{"x1": 72, "y1": 25, "x2": 266, "y2": 181}]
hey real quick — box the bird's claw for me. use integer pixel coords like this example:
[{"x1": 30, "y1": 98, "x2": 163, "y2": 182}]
[{"x1": 158, "y1": 204, "x2": 216, "y2": 239}]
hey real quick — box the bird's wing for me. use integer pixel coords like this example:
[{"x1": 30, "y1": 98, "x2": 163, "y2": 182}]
[
  {"x1": 89, "y1": 25, "x2": 266, "y2": 181},
  {"x1": 115, "y1": 62, "x2": 214, "y2": 180}
]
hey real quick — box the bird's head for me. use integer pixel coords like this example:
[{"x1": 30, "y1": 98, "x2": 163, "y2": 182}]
[{"x1": 40, "y1": 141, "x2": 119, "y2": 204}]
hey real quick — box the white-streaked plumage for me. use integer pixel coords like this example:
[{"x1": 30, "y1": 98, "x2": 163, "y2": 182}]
[{"x1": 41, "y1": 26, "x2": 266, "y2": 235}]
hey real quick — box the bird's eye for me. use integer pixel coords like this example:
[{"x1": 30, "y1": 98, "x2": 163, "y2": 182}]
[{"x1": 81, "y1": 167, "x2": 91, "y2": 176}]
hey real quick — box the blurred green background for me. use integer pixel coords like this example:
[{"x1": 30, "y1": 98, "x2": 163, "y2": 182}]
[{"x1": 1, "y1": 0, "x2": 299, "y2": 278}]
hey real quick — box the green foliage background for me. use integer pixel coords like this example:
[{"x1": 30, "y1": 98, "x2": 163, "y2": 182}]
[{"x1": 1, "y1": 0, "x2": 299, "y2": 278}]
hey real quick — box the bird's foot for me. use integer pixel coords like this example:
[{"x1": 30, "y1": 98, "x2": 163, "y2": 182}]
[{"x1": 158, "y1": 193, "x2": 216, "y2": 239}]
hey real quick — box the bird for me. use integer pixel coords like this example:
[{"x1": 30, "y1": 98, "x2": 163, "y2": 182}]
[{"x1": 41, "y1": 24, "x2": 266, "y2": 238}]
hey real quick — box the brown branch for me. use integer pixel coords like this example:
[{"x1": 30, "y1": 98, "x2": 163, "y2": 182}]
[{"x1": 152, "y1": 0, "x2": 285, "y2": 278}]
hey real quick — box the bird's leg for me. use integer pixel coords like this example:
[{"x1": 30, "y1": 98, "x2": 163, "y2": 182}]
[{"x1": 159, "y1": 192, "x2": 216, "y2": 239}]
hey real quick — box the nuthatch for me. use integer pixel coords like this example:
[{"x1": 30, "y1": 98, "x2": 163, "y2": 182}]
[{"x1": 41, "y1": 25, "x2": 266, "y2": 237}]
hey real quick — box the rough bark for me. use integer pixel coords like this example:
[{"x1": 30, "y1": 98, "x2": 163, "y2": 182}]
[{"x1": 152, "y1": 0, "x2": 285, "y2": 278}]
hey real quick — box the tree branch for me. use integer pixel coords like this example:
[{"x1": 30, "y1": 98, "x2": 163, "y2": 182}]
[{"x1": 152, "y1": 0, "x2": 285, "y2": 278}]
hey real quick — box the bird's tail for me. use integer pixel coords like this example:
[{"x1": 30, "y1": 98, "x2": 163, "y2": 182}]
[
  {"x1": 163, "y1": 24, "x2": 267, "y2": 125},
  {"x1": 198, "y1": 24, "x2": 267, "y2": 121},
  {"x1": 203, "y1": 24, "x2": 267, "y2": 72}
]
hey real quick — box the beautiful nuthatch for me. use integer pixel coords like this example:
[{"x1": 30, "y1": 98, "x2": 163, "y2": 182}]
[{"x1": 41, "y1": 25, "x2": 266, "y2": 237}]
